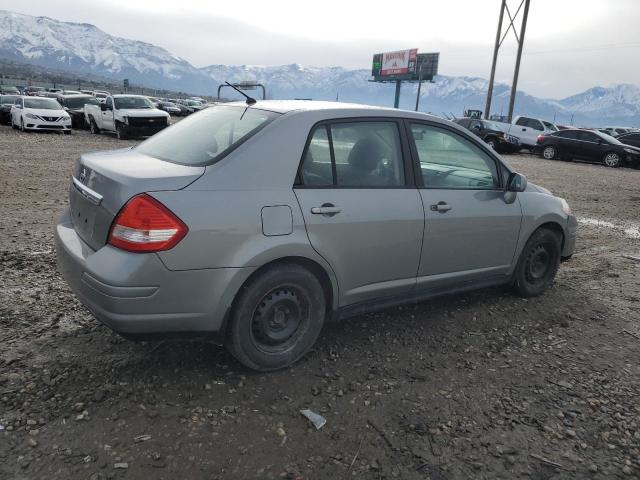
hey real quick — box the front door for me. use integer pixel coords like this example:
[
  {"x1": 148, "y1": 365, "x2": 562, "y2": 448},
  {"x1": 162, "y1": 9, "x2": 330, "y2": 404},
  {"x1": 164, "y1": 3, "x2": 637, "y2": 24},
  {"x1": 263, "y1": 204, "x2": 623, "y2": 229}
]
[
  {"x1": 294, "y1": 120, "x2": 424, "y2": 306},
  {"x1": 102, "y1": 97, "x2": 115, "y2": 131},
  {"x1": 407, "y1": 122, "x2": 523, "y2": 289}
]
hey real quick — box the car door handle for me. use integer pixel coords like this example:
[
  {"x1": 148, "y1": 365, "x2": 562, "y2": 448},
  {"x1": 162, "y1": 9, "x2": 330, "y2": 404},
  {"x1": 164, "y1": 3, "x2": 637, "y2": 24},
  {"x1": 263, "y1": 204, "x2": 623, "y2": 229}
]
[
  {"x1": 430, "y1": 202, "x2": 452, "y2": 213},
  {"x1": 311, "y1": 204, "x2": 341, "y2": 216}
]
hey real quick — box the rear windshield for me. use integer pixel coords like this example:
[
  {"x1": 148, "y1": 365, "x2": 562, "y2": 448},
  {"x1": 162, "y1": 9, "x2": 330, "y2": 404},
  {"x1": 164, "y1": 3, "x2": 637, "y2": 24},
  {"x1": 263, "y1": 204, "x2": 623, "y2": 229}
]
[
  {"x1": 24, "y1": 98, "x2": 62, "y2": 110},
  {"x1": 136, "y1": 106, "x2": 280, "y2": 166}
]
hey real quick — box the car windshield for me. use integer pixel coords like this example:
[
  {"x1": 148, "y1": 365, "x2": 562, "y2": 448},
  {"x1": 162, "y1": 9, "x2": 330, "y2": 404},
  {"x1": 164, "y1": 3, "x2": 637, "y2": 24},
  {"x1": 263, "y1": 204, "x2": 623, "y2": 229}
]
[
  {"x1": 1, "y1": 95, "x2": 19, "y2": 104},
  {"x1": 24, "y1": 98, "x2": 62, "y2": 110},
  {"x1": 184, "y1": 100, "x2": 200, "y2": 106},
  {"x1": 596, "y1": 131, "x2": 623, "y2": 145},
  {"x1": 136, "y1": 106, "x2": 280, "y2": 166},
  {"x1": 65, "y1": 96, "x2": 99, "y2": 109},
  {"x1": 114, "y1": 97, "x2": 154, "y2": 109},
  {"x1": 543, "y1": 121, "x2": 558, "y2": 132}
]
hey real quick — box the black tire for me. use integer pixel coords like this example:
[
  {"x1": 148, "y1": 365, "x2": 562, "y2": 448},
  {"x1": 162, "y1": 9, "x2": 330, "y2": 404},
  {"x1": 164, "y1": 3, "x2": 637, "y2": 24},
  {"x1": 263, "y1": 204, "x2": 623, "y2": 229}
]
[
  {"x1": 89, "y1": 118, "x2": 100, "y2": 134},
  {"x1": 63, "y1": 130, "x2": 71, "y2": 135},
  {"x1": 227, "y1": 263, "x2": 326, "y2": 371},
  {"x1": 513, "y1": 228, "x2": 562, "y2": 297},
  {"x1": 11, "y1": 116, "x2": 17, "y2": 129},
  {"x1": 116, "y1": 123, "x2": 127, "y2": 140},
  {"x1": 485, "y1": 137, "x2": 498, "y2": 150},
  {"x1": 542, "y1": 145, "x2": 557, "y2": 160},
  {"x1": 603, "y1": 152, "x2": 621, "y2": 168}
]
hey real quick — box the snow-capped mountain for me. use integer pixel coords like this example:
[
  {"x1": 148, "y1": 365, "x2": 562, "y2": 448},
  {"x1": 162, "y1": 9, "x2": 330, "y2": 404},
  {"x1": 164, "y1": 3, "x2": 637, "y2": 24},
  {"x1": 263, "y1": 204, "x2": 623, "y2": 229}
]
[
  {"x1": 1, "y1": 10, "x2": 639, "y2": 126},
  {"x1": 0, "y1": 10, "x2": 209, "y2": 92}
]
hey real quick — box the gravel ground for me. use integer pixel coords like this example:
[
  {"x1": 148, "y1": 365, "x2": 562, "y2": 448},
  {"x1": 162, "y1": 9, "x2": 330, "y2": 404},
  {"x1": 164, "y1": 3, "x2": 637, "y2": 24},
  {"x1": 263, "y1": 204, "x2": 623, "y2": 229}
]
[{"x1": 0, "y1": 125, "x2": 639, "y2": 480}]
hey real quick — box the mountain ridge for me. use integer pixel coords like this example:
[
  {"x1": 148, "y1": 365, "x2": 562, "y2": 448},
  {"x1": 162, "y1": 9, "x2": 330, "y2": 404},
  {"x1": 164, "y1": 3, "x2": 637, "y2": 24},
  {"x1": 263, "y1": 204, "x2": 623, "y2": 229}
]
[{"x1": 1, "y1": 10, "x2": 638, "y2": 126}]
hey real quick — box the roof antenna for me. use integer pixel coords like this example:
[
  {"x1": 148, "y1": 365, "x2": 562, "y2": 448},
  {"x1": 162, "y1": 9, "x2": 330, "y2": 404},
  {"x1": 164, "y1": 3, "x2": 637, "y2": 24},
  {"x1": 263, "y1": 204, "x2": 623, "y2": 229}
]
[{"x1": 225, "y1": 81, "x2": 256, "y2": 105}]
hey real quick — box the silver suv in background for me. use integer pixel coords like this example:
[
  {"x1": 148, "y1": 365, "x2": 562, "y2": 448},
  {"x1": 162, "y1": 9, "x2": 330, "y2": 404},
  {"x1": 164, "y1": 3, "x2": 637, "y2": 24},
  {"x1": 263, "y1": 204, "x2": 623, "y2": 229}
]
[{"x1": 55, "y1": 101, "x2": 577, "y2": 371}]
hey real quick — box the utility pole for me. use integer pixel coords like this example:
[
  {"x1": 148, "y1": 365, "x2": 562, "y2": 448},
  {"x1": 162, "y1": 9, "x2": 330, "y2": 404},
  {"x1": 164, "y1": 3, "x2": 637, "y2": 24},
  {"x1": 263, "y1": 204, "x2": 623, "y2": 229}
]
[
  {"x1": 507, "y1": 0, "x2": 530, "y2": 122},
  {"x1": 394, "y1": 80, "x2": 401, "y2": 109},
  {"x1": 485, "y1": 0, "x2": 506, "y2": 120},
  {"x1": 484, "y1": 0, "x2": 531, "y2": 122}
]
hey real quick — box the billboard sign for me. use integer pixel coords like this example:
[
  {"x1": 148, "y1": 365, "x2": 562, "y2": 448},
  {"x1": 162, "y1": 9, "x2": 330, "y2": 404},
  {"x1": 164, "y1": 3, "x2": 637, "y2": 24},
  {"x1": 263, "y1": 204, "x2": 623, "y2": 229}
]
[
  {"x1": 372, "y1": 49, "x2": 417, "y2": 78},
  {"x1": 415, "y1": 53, "x2": 439, "y2": 80}
]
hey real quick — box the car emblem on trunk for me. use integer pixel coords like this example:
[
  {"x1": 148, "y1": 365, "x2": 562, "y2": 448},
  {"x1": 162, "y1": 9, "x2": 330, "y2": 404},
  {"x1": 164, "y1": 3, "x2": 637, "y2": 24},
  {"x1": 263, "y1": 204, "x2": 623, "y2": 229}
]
[{"x1": 79, "y1": 168, "x2": 87, "y2": 183}]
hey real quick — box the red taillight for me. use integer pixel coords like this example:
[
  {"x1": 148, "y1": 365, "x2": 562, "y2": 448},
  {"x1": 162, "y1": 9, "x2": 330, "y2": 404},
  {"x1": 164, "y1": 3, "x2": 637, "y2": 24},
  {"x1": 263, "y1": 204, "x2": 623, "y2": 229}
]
[
  {"x1": 537, "y1": 135, "x2": 545, "y2": 143},
  {"x1": 108, "y1": 194, "x2": 188, "y2": 253}
]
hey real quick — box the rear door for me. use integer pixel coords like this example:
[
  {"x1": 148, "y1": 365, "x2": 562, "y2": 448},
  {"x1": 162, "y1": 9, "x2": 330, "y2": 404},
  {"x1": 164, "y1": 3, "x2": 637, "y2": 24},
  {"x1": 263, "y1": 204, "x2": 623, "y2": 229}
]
[
  {"x1": 554, "y1": 130, "x2": 581, "y2": 158},
  {"x1": 294, "y1": 119, "x2": 424, "y2": 307},
  {"x1": 408, "y1": 121, "x2": 522, "y2": 289}
]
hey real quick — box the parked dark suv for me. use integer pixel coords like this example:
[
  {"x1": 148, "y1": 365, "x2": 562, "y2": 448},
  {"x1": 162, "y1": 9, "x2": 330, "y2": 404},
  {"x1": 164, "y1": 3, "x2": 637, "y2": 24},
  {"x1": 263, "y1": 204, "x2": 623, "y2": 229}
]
[
  {"x1": 536, "y1": 129, "x2": 640, "y2": 167},
  {"x1": 454, "y1": 118, "x2": 521, "y2": 153}
]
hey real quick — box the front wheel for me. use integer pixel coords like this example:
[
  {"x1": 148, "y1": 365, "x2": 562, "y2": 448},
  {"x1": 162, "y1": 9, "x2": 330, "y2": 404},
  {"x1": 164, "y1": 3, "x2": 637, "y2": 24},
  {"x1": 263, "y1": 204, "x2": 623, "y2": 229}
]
[
  {"x1": 513, "y1": 228, "x2": 562, "y2": 297},
  {"x1": 227, "y1": 263, "x2": 326, "y2": 371},
  {"x1": 603, "y1": 152, "x2": 621, "y2": 168},
  {"x1": 89, "y1": 118, "x2": 100, "y2": 134},
  {"x1": 20, "y1": 117, "x2": 25, "y2": 132},
  {"x1": 116, "y1": 123, "x2": 127, "y2": 140},
  {"x1": 542, "y1": 145, "x2": 557, "y2": 160}
]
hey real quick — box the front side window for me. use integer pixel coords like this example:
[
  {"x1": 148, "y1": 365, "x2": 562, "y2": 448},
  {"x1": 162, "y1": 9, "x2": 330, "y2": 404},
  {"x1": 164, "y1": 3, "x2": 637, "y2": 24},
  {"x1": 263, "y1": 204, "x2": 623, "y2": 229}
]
[
  {"x1": 410, "y1": 123, "x2": 499, "y2": 189},
  {"x1": 578, "y1": 131, "x2": 600, "y2": 142},
  {"x1": 106, "y1": 97, "x2": 113, "y2": 109},
  {"x1": 556, "y1": 130, "x2": 579, "y2": 139},
  {"x1": 299, "y1": 121, "x2": 405, "y2": 187},
  {"x1": 136, "y1": 106, "x2": 279, "y2": 166}
]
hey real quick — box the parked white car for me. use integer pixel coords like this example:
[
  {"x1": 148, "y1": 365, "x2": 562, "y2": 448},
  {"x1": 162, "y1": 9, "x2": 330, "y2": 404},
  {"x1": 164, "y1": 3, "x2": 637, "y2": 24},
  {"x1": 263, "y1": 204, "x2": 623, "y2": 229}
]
[
  {"x1": 506, "y1": 116, "x2": 558, "y2": 148},
  {"x1": 10, "y1": 96, "x2": 72, "y2": 133},
  {"x1": 84, "y1": 94, "x2": 170, "y2": 139}
]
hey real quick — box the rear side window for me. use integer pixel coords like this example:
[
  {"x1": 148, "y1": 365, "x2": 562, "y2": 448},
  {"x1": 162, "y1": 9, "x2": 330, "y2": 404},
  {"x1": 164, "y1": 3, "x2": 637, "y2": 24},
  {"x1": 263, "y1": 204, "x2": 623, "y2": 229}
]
[
  {"x1": 299, "y1": 121, "x2": 405, "y2": 187},
  {"x1": 410, "y1": 123, "x2": 499, "y2": 189},
  {"x1": 136, "y1": 106, "x2": 279, "y2": 166}
]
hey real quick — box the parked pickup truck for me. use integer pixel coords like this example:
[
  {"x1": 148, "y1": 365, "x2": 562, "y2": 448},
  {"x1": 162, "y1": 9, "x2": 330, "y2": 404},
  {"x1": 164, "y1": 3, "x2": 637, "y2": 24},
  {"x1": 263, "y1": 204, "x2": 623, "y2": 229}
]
[
  {"x1": 506, "y1": 116, "x2": 559, "y2": 149},
  {"x1": 84, "y1": 94, "x2": 170, "y2": 139},
  {"x1": 454, "y1": 117, "x2": 521, "y2": 153}
]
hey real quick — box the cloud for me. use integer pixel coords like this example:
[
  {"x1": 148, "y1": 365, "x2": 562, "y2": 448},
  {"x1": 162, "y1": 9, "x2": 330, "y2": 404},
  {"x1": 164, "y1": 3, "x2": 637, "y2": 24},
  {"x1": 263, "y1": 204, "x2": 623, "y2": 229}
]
[{"x1": 0, "y1": 0, "x2": 638, "y2": 98}]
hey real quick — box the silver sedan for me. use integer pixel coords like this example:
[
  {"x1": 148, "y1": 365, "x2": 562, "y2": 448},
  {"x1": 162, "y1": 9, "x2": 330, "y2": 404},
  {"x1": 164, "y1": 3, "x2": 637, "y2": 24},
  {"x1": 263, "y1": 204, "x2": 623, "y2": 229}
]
[{"x1": 55, "y1": 101, "x2": 577, "y2": 371}]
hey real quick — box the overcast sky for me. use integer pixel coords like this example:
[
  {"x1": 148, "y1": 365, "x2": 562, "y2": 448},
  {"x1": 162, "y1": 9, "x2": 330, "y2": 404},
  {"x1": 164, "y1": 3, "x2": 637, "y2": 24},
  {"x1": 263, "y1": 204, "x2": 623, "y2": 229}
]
[{"x1": 2, "y1": 0, "x2": 639, "y2": 98}]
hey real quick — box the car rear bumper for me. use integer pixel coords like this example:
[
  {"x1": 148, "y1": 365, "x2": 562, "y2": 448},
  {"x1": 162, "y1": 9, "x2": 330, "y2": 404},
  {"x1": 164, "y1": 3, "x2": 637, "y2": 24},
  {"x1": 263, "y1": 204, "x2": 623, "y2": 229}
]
[{"x1": 54, "y1": 209, "x2": 249, "y2": 336}]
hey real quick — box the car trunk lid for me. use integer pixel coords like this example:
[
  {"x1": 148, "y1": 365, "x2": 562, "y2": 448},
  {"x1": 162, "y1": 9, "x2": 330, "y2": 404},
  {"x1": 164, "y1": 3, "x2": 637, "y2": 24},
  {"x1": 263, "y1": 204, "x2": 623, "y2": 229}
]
[{"x1": 70, "y1": 148, "x2": 204, "y2": 250}]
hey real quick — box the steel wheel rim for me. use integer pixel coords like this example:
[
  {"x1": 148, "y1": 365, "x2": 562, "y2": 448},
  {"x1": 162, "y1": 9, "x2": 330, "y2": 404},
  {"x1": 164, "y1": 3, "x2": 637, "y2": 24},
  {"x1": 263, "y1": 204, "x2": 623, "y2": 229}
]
[
  {"x1": 525, "y1": 244, "x2": 551, "y2": 285},
  {"x1": 250, "y1": 286, "x2": 309, "y2": 353},
  {"x1": 543, "y1": 147, "x2": 555, "y2": 159}
]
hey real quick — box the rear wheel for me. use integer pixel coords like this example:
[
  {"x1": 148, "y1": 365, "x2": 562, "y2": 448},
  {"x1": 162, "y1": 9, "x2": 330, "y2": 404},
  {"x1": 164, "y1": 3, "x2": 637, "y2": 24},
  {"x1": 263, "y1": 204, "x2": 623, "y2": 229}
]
[
  {"x1": 603, "y1": 152, "x2": 621, "y2": 168},
  {"x1": 542, "y1": 145, "x2": 557, "y2": 160},
  {"x1": 513, "y1": 228, "x2": 562, "y2": 297},
  {"x1": 227, "y1": 263, "x2": 326, "y2": 371}
]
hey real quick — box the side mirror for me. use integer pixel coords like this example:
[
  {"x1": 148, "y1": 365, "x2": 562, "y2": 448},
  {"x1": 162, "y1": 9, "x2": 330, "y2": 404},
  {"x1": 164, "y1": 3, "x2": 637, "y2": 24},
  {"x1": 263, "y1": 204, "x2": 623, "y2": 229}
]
[
  {"x1": 100, "y1": 103, "x2": 107, "y2": 111},
  {"x1": 507, "y1": 172, "x2": 527, "y2": 192},
  {"x1": 472, "y1": 125, "x2": 481, "y2": 131}
]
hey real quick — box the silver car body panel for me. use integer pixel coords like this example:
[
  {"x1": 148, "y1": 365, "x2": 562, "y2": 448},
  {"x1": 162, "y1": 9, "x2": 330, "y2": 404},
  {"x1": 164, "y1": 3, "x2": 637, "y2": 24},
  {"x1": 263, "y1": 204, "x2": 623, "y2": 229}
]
[{"x1": 55, "y1": 100, "x2": 577, "y2": 336}]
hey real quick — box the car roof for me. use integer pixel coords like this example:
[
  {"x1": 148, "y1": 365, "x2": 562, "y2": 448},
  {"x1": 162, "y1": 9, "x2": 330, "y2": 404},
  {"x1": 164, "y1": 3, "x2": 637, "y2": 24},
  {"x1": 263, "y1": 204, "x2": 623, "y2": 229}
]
[{"x1": 222, "y1": 99, "x2": 446, "y2": 123}]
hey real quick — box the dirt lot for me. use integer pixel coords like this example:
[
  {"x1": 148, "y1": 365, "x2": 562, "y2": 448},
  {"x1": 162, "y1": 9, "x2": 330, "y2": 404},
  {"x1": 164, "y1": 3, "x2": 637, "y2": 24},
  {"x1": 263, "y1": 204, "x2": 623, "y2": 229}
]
[{"x1": 0, "y1": 125, "x2": 639, "y2": 480}]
